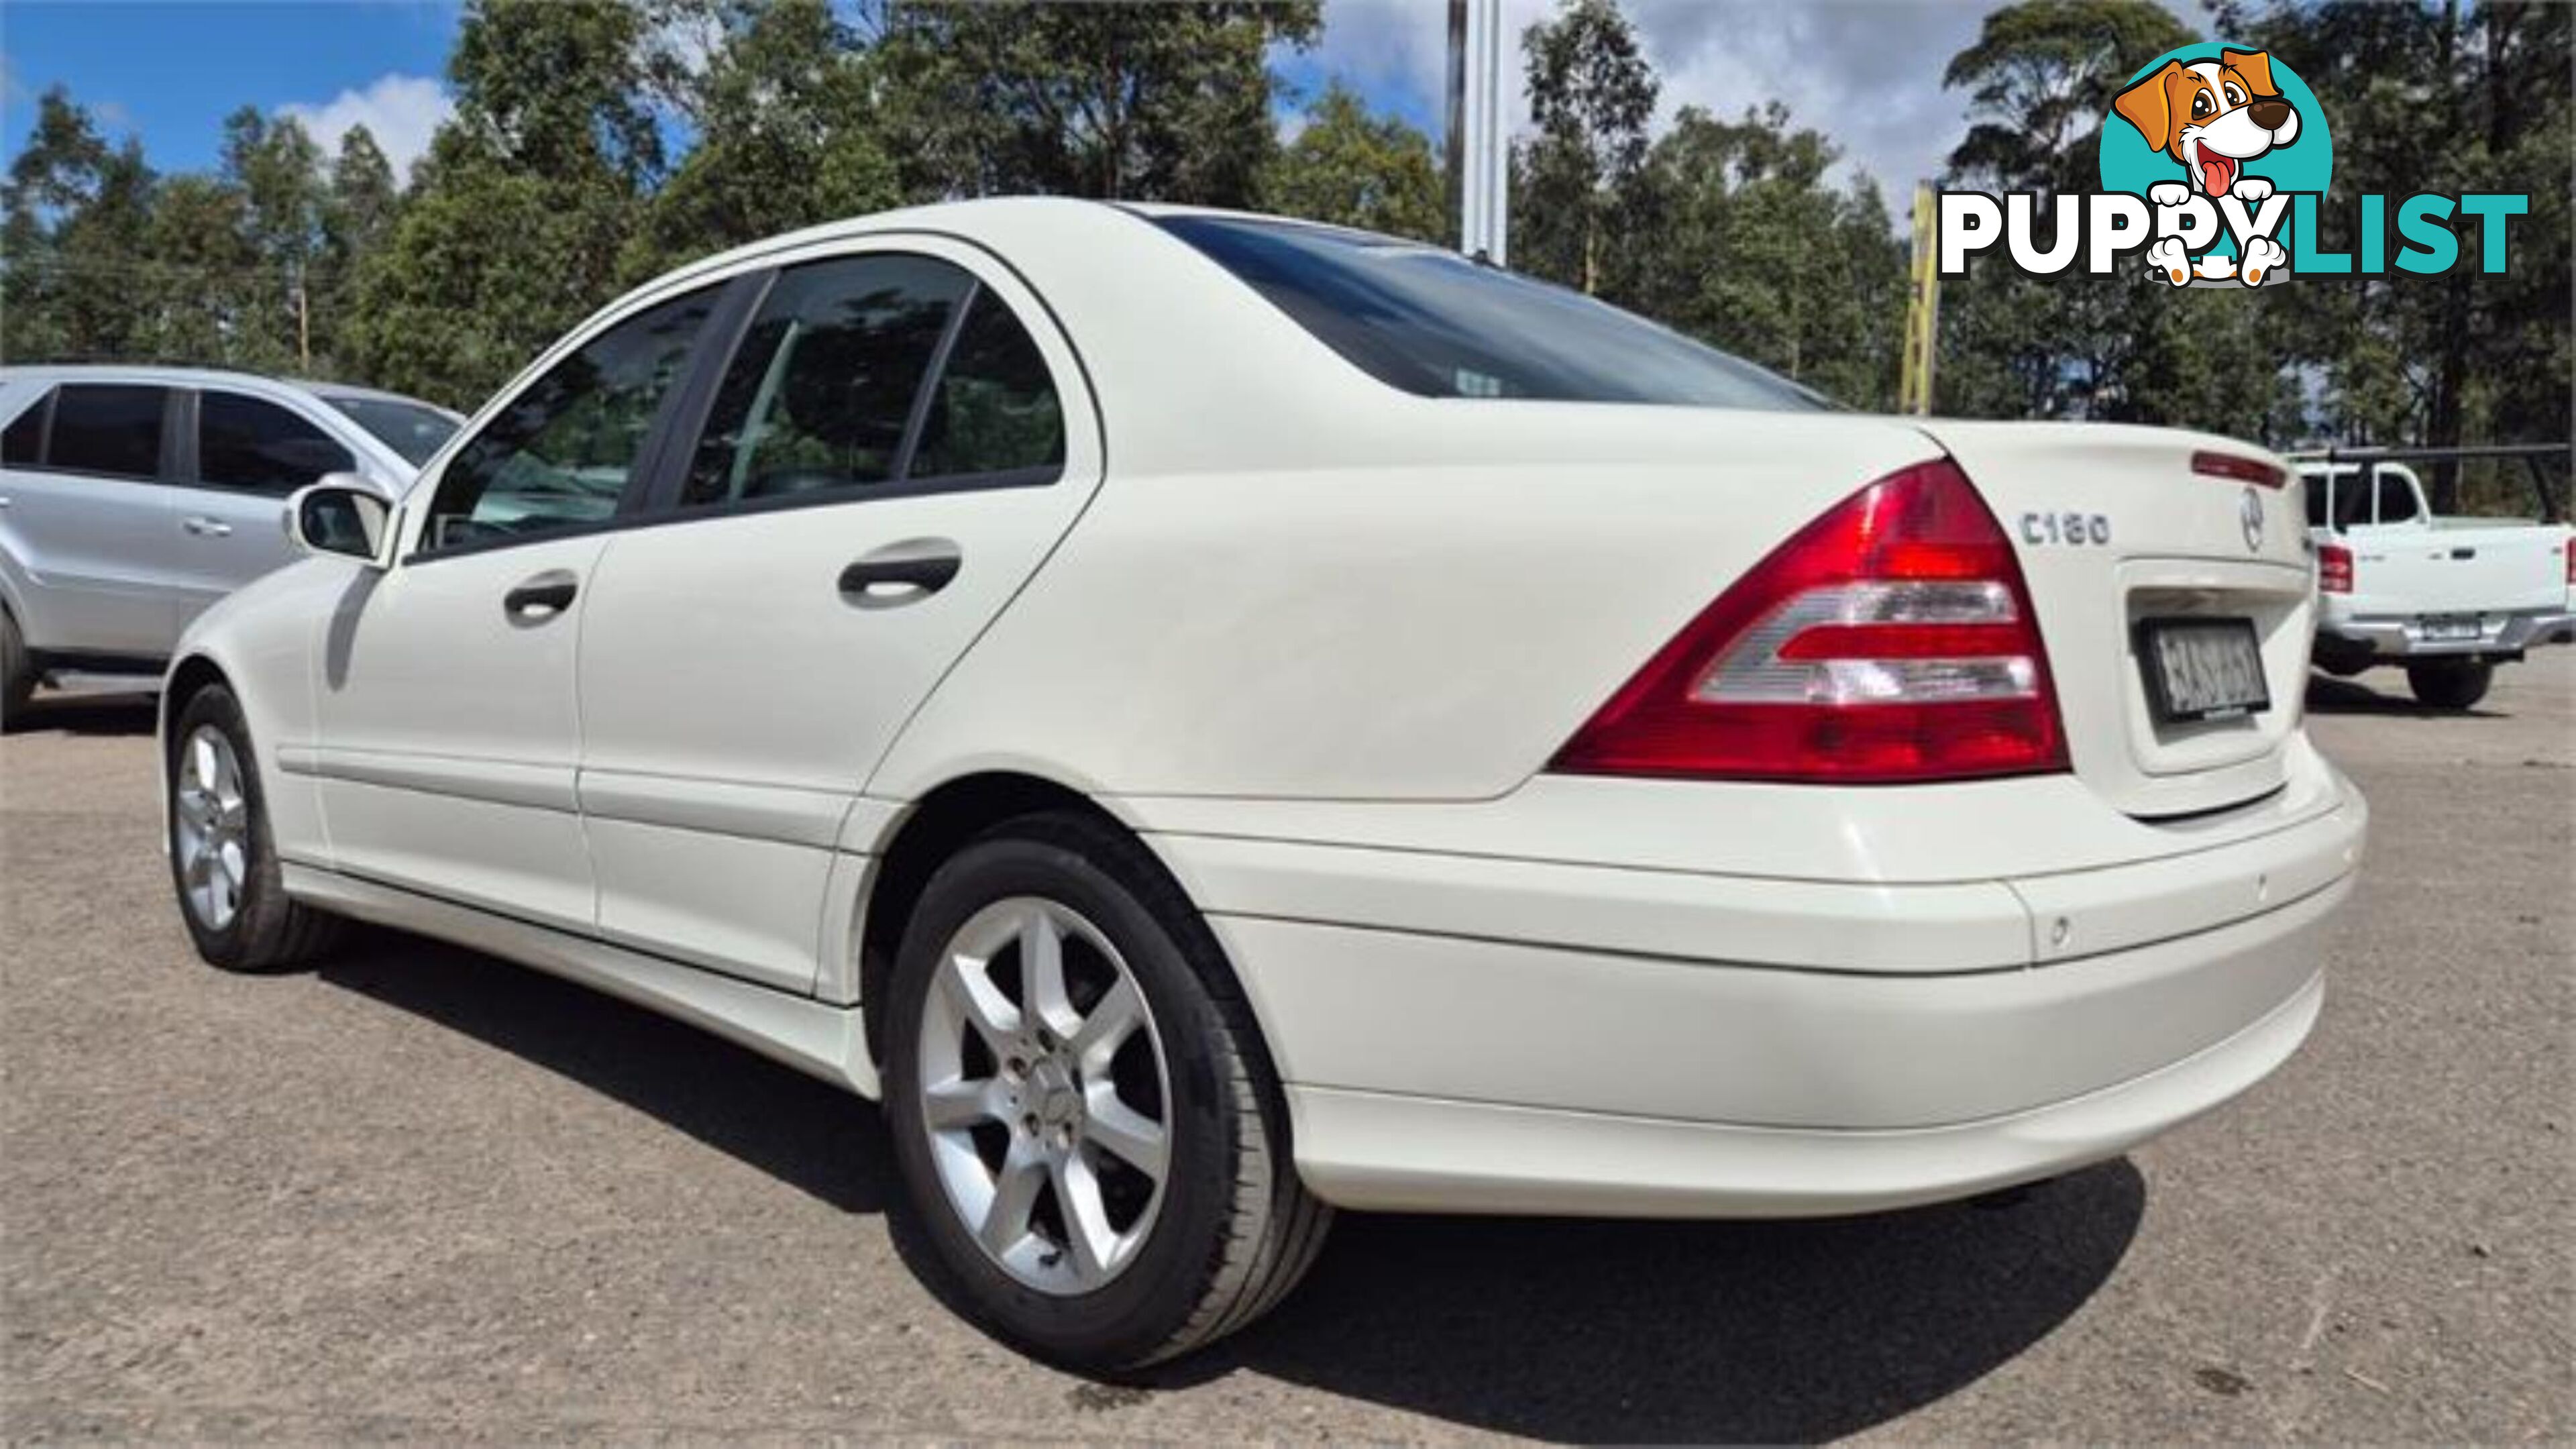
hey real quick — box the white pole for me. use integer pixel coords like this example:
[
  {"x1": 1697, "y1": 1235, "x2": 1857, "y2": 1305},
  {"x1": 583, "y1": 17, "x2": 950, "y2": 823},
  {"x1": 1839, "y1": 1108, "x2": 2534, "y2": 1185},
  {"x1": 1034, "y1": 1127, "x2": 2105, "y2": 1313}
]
[{"x1": 1449, "y1": 0, "x2": 1508, "y2": 265}]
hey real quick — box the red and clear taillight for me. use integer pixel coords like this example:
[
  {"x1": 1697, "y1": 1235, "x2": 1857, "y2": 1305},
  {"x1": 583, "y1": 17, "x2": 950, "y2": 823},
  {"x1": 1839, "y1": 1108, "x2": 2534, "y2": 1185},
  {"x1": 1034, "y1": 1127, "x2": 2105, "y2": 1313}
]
[
  {"x1": 1549, "y1": 458, "x2": 2068, "y2": 784},
  {"x1": 2318, "y1": 543, "x2": 2354, "y2": 594}
]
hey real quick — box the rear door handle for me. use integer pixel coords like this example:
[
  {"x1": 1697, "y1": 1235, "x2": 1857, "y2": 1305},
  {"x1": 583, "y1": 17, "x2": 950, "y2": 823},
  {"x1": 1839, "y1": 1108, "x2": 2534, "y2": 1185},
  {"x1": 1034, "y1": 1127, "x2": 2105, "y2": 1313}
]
[
  {"x1": 182, "y1": 515, "x2": 232, "y2": 537},
  {"x1": 503, "y1": 570, "x2": 580, "y2": 623},
  {"x1": 839, "y1": 539, "x2": 961, "y2": 608}
]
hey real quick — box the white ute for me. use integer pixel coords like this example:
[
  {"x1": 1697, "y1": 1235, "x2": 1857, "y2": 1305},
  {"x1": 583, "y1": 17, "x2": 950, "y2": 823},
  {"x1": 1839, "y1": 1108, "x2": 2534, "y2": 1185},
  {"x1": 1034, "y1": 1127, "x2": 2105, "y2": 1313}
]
[
  {"x1": 2298, "y1": 455, "x2": 2575, "y2": 708},
  {"x1": 156, "y1": 200, "x2": 2367, "y2": 1371}
]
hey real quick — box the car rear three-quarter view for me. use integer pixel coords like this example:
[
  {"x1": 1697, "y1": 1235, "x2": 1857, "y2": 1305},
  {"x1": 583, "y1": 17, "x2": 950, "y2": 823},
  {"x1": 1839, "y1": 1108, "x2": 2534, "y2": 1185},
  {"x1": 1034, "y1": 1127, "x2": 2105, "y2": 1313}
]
[{"x1": 156, "y1": 197, "x2": 2365, "y2": 1374}]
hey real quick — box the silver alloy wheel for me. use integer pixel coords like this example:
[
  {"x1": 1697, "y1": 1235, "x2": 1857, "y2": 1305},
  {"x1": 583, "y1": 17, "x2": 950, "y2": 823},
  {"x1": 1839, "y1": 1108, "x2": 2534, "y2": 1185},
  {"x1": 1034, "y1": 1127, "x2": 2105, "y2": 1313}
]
[
  {"x1": 916, "y1": 896, "x2": 1172, "y2": 1295},
  {"x1": 173, "y1": 724, "x2": 250, "y2": 932}
]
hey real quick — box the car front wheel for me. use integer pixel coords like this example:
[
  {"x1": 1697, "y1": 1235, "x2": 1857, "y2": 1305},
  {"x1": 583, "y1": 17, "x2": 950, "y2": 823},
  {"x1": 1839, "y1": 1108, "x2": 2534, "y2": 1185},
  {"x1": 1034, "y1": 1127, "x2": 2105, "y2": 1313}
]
[
  {"x1": 168, "y1": 684, "x2": 343, "y2": 971},
  {"x1": 881, "y1": 812, "x2": 1330, "y2": 1372}
]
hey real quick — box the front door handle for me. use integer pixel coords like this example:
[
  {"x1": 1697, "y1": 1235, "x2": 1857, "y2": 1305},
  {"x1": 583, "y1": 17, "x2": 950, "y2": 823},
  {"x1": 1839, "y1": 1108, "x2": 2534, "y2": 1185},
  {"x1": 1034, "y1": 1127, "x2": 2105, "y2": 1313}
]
[
  {"x1": 502, "y1": 570, "x2": 580, "y2": 623},
  {"x1": 182, "y1": 515, "x2": 233, "y2": 537},
  {"x1": 839, "y1": 538, "x2": 961, "y2": 609}
]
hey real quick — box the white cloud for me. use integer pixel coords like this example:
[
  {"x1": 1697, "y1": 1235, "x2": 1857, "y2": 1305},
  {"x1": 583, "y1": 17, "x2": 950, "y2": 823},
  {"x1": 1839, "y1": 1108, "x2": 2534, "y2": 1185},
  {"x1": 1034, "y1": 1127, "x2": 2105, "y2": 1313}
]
[
  {"x1": 279, "y1": 73, "x2": 454, "y2": 181},
  {"x1": 1306, "y1": 0, "x2": 2210, "y2": 201}
]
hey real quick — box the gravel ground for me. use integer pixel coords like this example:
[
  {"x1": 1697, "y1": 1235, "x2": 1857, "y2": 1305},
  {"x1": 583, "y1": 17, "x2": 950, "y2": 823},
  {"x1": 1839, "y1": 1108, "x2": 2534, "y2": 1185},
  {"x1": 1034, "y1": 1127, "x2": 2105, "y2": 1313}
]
[{"x1": 3, "y1": 653, "x2": 2569, "y2": 1442}]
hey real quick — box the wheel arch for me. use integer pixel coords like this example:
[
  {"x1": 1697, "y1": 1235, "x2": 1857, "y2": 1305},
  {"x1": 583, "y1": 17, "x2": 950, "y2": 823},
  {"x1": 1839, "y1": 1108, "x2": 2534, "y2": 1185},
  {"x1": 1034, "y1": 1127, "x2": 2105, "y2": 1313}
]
[
  {"x1": 853, "y1": 770, "x2": 1265, "y2": 1075},
  {"x1": 161, "y1": 654, "x2": 231, "y2": 753}
]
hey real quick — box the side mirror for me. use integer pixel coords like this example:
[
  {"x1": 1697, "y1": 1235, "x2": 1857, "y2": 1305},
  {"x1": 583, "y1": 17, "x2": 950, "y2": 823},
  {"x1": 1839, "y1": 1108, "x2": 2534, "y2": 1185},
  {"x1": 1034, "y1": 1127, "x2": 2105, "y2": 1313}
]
[{"x1": 285, "y1": 474, "x2": 395, "y2": 568}]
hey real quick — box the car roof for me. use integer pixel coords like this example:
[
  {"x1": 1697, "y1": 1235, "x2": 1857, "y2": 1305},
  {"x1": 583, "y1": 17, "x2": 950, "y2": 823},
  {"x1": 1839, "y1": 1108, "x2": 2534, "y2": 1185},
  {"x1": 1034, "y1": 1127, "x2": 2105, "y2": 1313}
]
[{"x1": 0, "y1": 363, "x2": 447, "y2": 413}]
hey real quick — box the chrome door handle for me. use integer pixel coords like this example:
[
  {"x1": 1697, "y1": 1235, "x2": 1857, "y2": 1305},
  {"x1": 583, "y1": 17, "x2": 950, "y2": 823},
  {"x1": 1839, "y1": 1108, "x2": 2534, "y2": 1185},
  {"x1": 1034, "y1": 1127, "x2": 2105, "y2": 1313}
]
[
  {"x1": 503, "y1": 570, "x2": 580, "y2": 623},
  {"x1": 839, "y1": 537, "x2": 961, "y2": 609},
  {"x1": 182, "y1": 515, "x2": 233, "y2": 537}
]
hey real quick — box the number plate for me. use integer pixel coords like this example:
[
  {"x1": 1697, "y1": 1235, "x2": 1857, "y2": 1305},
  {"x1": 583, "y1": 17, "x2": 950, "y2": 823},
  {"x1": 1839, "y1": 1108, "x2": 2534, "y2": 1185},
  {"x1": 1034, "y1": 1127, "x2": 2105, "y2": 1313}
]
[
  {"x1": 2420, "y1": 614, "x2": 2482, "y2": 642},
  {"x1": 2138, "y1": 617, "x2": 2271, "y2": 723}
]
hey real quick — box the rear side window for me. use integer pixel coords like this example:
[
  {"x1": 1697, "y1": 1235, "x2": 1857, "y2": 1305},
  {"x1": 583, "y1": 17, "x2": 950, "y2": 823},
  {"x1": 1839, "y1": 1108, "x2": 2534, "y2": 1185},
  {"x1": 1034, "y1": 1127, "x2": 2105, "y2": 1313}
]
[
  {"x1": 1156, "y1": 213, "x2": 1827, "y2": 410},
  {"x1": 1, "y1": 392, "x2": 46, "y2": 465},
  {"x1": 199, "y1": 393, "x2": 355, "y2": 494},
  {"x1": 422, "y1": 287, "x2": 717, "y2": 554},
  {"x1": 908, "y1": 291, "x2": 1065, "y2": 481},
  {"x1": 46, "y1": 384, "x2": 168, "y2": 480},
  {"x1": 678, "y1": 254, "x2": 972, "y2": 509}
]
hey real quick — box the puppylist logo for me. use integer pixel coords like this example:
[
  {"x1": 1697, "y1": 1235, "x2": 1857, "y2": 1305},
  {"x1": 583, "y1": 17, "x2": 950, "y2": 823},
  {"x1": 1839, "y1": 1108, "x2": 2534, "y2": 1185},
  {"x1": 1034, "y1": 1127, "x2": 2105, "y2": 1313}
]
[{"x1": 1937, "y1": 43, "x2": 2530, "y2": 288}]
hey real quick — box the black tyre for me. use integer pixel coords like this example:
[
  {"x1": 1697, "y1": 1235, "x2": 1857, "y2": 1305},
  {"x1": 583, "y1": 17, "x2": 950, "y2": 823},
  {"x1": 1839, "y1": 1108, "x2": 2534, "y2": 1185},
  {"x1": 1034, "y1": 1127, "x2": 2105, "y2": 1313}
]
[
  {"x1": 2406, "y1": 659, "x2": 2493, "y2": 710},
  {"x1": 167, "y1": 683, "x2": 343, "y2": 971},
  {"x1": 881, "y1": 810, "x2": 1330, "y2": 1372},
  {"x1": 1, "y1": 606, "x2": 33, "y2": 729}
]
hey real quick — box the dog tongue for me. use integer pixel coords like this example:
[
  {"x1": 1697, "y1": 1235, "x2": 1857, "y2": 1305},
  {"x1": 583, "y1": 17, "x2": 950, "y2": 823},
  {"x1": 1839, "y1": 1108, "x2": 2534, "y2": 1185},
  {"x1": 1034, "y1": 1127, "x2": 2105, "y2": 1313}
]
[{"x1": 2200, "y1": 152, "x2": 2238, "y2": 195}]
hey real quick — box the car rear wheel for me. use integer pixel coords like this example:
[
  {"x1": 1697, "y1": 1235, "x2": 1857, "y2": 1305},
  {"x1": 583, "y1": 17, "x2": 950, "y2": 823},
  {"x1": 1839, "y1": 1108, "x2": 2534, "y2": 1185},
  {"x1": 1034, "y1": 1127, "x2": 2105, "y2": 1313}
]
[
  {"x1": 1, "y1": 608, "x2": 33, "y2": 728},
  {"x1": 881, "y1": 811, "x2": 1330, "y2": 1372},
  {"x1": 168, "y1": 684, "x2": 343, "y2": 971},
  {"x1": 2406, "y1": 659, "x2": 2493, "y2": 710}
]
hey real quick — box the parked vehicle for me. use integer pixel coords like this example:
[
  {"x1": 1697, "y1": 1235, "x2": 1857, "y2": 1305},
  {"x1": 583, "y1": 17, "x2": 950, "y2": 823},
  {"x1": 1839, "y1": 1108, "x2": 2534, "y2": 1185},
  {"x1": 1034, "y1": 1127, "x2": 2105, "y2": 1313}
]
[
  {"x1": 0, "y1": 366, "x2": 459, "y2": 719},
  {"x1": 158, "y1": 200, "x2": 2367, "y2": 1371},
  {"x1": 2294, "y1": 455, "x2": 2575, "y2": 708}
]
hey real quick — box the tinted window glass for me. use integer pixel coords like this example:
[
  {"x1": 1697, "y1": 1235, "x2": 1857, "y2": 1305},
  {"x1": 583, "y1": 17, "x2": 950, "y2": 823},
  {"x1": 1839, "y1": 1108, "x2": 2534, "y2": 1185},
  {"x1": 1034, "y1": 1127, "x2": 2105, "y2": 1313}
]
[
  {"x1": 48, "y1": 384, "x2": 166, "y2": 480},
  {"x1": 198, "y1": 393, "x2": 355, "y2": 494},
  {"x1": 2300, "y1": 472, "x2": 2329, "y2": 528},
  {"x1": 1, "y1": 392, "x2": 46, "y2": 465},
  {"x1": 909, "y1": 291, "x2": 1064, "y2": 480},
  {"x1": 680, "y1": 255, "x2": 969, "y2": 508},
  {"x1": 2374, "y1": 470, "x2": 2418, "y2": 524},
  {"x1": 1158, "y1": 214, "x2": 1828, "y2": 410},
  {"x1": 323, "y1": 395, "x2": 458, "y2": 467},
  {"x1": 423, "y1": 288, "x2": 715, "y2": 553}
]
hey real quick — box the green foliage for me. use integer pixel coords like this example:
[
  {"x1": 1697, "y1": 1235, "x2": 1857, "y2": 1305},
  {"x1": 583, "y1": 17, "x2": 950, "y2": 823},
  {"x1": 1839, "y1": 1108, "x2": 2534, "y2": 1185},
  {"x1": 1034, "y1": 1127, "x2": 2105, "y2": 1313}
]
[
  {"x1": 2215, "y1": 0, "x2": 2569, "y2": 502},
  {"x1": 625, "y1": 0, "x2": 900, "y2": 280},
  {"x1": 343, "y1": 0, "x2": 666, "y2": 407},
  {"x1": 872, "y1": 1, "x2": 1322, "y2": 205},
  {"x1": 1620, "y1": 105, "x2": 1906, "y2": 408},
  {"x1": 1260, "y1": 83, "x2": 1444, "y2": 242},
  {"x1": 1513, "y1": 0, "x2": 1657, "y2": 292},
  {"x1": 1930, "y1": 0, "x2": 2296, "y2": 439},
  {"x1": 1943, "y1": 0, "x2": 2194, "y2": 194}
]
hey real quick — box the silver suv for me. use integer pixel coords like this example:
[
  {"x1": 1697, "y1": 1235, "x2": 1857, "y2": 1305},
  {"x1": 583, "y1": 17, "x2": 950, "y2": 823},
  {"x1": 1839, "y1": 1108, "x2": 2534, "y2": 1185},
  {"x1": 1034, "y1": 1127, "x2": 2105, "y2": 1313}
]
[{"x1": 0, "y1": 366, "x2": 458, "y2": 719}]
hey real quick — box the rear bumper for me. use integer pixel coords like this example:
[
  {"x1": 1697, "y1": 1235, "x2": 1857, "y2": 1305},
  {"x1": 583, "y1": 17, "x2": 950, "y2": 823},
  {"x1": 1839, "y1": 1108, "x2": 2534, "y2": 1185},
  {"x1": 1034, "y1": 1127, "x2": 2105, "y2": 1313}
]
[
  {"x1": 2317, "y1": 607, "x2": 2576, "y2": 660},
  {"x1": 1148, "y1": 767, "x2": 2366, "y2": 1218}
]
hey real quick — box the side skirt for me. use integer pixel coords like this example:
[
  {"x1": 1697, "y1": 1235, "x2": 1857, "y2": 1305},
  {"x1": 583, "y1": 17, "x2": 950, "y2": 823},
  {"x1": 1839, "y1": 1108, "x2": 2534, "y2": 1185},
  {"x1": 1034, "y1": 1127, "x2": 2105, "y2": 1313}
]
[{"x1": 281, "y1": 861, "x2": 883, "y2": 1099}]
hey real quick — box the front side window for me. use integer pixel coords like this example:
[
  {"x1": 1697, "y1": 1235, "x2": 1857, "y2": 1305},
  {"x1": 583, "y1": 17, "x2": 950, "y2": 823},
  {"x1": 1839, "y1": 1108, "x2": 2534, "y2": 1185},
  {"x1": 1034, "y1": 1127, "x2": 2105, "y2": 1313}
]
[
  {"x1": 1157, "y1": 213, "x2": 1828, "y2": 411},
  {"x1": 421, "y1": 288, "x2": 716, "y2": 554},
  {"x1": 198, "y1": 393, "x2": 355, "y2": 494},
  {"x1": 679, "y1": 255, "x2": 971, "y2": 509},
  {"x1": 47, "y1": 384, "x2": 168, "y2": 480}
]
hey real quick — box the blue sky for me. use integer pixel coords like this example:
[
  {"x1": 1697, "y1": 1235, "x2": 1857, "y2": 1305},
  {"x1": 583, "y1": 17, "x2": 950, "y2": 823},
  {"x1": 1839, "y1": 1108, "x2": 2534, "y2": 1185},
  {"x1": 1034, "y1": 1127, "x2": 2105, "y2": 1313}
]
[
  {"x1": 3, "y1": 1, "x2": 464, "y2": 175},
  {"x1": 1, "y1": 1, "x2": 2206, "y2": 195}
]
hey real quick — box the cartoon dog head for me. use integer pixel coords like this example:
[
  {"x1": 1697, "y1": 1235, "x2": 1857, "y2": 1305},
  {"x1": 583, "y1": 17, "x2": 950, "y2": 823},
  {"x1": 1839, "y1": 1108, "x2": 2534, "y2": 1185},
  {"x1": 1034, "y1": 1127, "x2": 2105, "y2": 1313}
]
[{"x1": 2114, "y1": 50, "x2": 2301, "y2": 197}]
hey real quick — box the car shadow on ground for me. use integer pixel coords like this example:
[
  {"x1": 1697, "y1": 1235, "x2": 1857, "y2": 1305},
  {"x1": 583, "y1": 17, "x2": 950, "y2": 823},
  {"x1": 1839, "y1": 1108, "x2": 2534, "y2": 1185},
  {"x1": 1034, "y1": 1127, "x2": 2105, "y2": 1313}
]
[
  {"x1": 1167, "y1": 1163, "x2": 2142, "y2": 1441},
  {"x1": 1, "y1": 690, "x2": 159, "y2": 737},
  {"x1": 2304, "y1": 672, "x2": 2498, "y2": 718},
  {"x1": 321, "y1": 935, "x2": 894, "y2": 1214},
  {"x1": 322, "y1": 930, "x2": 2142, "y2": 1441}
]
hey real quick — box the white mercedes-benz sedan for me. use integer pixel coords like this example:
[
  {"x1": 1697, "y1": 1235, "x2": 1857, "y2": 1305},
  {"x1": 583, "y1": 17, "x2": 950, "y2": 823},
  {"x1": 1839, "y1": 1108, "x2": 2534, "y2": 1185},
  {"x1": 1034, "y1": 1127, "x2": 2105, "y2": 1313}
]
[{"x1": 160, "y1": 197, "x2": 2366, "y2": 1371}]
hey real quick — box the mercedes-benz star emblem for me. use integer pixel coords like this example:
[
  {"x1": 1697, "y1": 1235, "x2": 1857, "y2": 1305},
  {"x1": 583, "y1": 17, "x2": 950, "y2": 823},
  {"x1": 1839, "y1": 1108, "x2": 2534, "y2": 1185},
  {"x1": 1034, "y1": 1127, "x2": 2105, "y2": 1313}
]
[{"x1": 2239, "y1": 487, "x2": 2265, "y2": 553}]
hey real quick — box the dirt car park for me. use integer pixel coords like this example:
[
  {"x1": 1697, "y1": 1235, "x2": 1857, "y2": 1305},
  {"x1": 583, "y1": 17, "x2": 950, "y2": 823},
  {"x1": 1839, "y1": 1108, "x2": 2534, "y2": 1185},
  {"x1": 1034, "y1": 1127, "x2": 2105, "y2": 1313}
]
[{"x1": 1, "y1": 652, "x2": 2567, "y2": 1442}]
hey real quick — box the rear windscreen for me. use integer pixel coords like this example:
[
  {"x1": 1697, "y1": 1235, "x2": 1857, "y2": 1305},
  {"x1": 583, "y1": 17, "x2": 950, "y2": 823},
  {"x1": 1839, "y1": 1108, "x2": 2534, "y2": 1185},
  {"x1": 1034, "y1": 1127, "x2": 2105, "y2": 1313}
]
[{"x1": 1156, "y1": 213, "x2": 1829, "y2": 411}]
